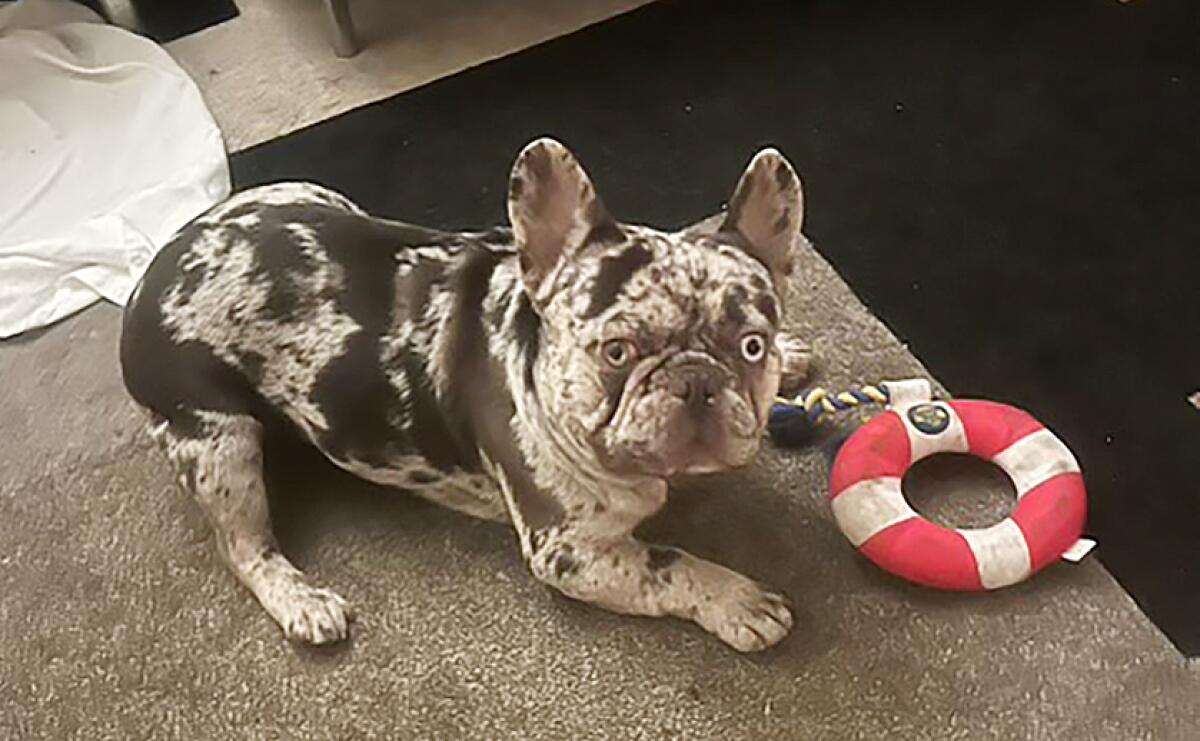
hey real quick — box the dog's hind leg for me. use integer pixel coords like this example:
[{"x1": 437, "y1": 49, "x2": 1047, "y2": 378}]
[{"x1": 156, "y1": 410, "x2": 353, "y2": 644}]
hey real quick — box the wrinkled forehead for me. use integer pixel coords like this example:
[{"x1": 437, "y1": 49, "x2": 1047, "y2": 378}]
[{"x1": 563, "y1": 226, "x2": 781, "y2": 332}]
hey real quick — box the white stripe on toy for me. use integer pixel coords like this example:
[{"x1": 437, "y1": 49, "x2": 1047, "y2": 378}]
[
  {"x1": 959, "y1": 519, "x2": 1033, "y2": 589},
  {"x1": 993, "y1": 428, "x2": 1082, "y2": 499},
  {"x1": 830, "y1": 477, "x2": 915, "y2": 547}
]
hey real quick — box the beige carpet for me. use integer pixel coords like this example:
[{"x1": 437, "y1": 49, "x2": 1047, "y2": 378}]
[
  {"x1": 2, "y1": 2, "x2": 1198, "y2": 737},
  {"x1": 166, "y1": 0, "x2": 653, "y2": 153},
  {"x1": 2, "y1": 240, "x2": 1197, "y2": 739}
]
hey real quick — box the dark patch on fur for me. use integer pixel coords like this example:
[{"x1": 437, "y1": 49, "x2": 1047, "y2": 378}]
[
  {"x1": 408, "y1": 469, "x2": 440, "y2": 485},
  {"x1": 585, "y1": 221, "x2": 625, "y2": 246},
  {"x1": 312, "y1": 333, "x2": 404, "y2": 467},
  {"x1": 218, "y1": 201, "x2": 260, "y2": 222},
  {"x1": 396, "y1": 348, "x2": 466, "y2": 471},
  {"x1": 756, "y1": 293, "x2": 780, "y2": 326},
  {"x1": 123, "y1": 339, "x2": 256, "y2": 438},
  {"x1": 260, "y1": 279, "x2": 300, "y2": 320},
  {"x1": 313, "y1": 213, "x2": 405, "y2": 323},
  {"x1": 234, "y1": 349, "x2": 267, "y2": 386},
  {"x1": 248, "y1": 221, "x2": 318, "y2": 322},
  {"x1": 513, "y1": 292, "x2": 541, "y2": 390},
  {"x1": 305, "y1": 211, "x2": 418, "y2": 465},
  {"x1": 723, "y1": 285, "x2": 749, "y2": 326},
  {"x1": 433, "y1": 245, "x2": 506, "y2": 470},
  {"x1": 396, "y1": 259, "x2": 448, "y2": 329},
  {"x1": 584, "y1": 241, "x2": 652, "y2": 318},
  {"x1": 485, "y1": 277, "x2": 517, "y2": 333},
  {"x1": 647, "y1": 546, "x2": 682, "y2": 571},
  {"x1": 551, "y1": 545, "x2": 580, "y2": 579}
]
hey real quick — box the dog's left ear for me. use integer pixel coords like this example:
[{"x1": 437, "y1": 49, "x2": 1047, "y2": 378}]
[
  {"x1": 719, "y1": 148, "x2": 804, "y2": 281},
  {"x1": 508, "y1": 138, "x2": 617, "y2": 305}
]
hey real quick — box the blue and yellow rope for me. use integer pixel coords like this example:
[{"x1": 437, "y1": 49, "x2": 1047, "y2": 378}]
[{"x1": 767, "y1": 383, "x2": 892, "y2": 443}]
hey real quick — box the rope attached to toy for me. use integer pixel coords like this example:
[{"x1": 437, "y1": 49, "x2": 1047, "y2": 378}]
[
  {"x1": 774, "y1": 384, "x2": 891, "y2": 422},
  {"x1": 767, "y1": 383, "x2": 893, "y2": 446}
]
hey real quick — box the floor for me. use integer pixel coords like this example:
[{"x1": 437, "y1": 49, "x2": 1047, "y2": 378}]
[
  {"x1": 164, "y1": 0, "x2": 652, "y2": 152},
  {"x1": 1, "y1": 0, "x2": 1198, "y2": 738},
  {"x1": 4, "y1": 254, "x2": 1197, "y2": 740}
]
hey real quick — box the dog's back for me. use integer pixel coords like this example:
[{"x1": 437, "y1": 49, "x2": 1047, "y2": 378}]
[{"x1": 123, "y1": 183, "x2": 459, "y2": 450}]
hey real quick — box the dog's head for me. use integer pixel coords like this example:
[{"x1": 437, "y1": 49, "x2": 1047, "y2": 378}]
[{"x1": 509, "y1": 138, "x2": 803, "y2": 478}]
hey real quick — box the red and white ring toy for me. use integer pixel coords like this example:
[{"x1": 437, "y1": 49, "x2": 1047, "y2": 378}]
[{"x1": 829, "y1": 380, "x2": 1087, "y2": 591}]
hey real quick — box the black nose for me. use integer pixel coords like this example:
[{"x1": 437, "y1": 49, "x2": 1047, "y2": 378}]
[{"x1": 671, "y1": 367, "x2": 719, "y2": 409}]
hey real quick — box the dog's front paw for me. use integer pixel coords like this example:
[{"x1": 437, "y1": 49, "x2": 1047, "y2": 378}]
[
  {"x1": 696, "y1": 577, "x2": 793, "y2": 652},
  {"x1": 260, "y1": 580, "x2": 355, "y2": 645},
  {"x1": 776, "y1": 334, "x2": 812, "y2": 394}
]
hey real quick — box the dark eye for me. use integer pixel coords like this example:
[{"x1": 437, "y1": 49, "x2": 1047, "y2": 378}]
[
  {"x1": 602, "y1": 339, "x2": 636, "y2": 368},
  {"x1": 740, "y1": 333, "x2": 767, "y2": 364}
]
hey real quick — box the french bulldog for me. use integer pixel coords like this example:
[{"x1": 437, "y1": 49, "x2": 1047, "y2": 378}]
[{"x1": 120, "y1": 138, "x2": 812, "y2": 651}]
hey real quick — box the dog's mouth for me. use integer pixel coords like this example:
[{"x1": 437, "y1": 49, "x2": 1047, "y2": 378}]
[
  {"x1": 592, "y1": 391, "x2": 763, "y2": 479},
  {"x1": 597, "y1": 436, "x2": 760, "y2": 479}
]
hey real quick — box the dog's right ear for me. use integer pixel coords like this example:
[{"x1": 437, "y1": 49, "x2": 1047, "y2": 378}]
[{"x1": 508, "y1": 138, "x2": 617, "y2": 305}]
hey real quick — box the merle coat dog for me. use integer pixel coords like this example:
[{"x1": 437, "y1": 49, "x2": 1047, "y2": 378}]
[{"x1": 120, "y1": 139, "x2": 811, "y2": 651}]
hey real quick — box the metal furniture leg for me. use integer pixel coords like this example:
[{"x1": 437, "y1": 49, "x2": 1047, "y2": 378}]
[{"x1": 323, "y1": 0, "x2": 360, "y2": 57}]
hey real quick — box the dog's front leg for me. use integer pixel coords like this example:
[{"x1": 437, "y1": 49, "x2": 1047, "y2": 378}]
[
  {"x1": 524, "y1": 524, "x2": 793, "y2": 652},
  {"x1": 776, "y1": 332, "x2": 813, "y2": 394}
]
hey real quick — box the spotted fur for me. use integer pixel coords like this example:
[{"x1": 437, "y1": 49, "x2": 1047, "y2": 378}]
[{"x1": 120, "y1": 141, "x2": 812, "y2": 651}]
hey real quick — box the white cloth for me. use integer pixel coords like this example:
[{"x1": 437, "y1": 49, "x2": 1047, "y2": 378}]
[{"x1": 0, "y1": 0, "x2": 229, "y2": 338}]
